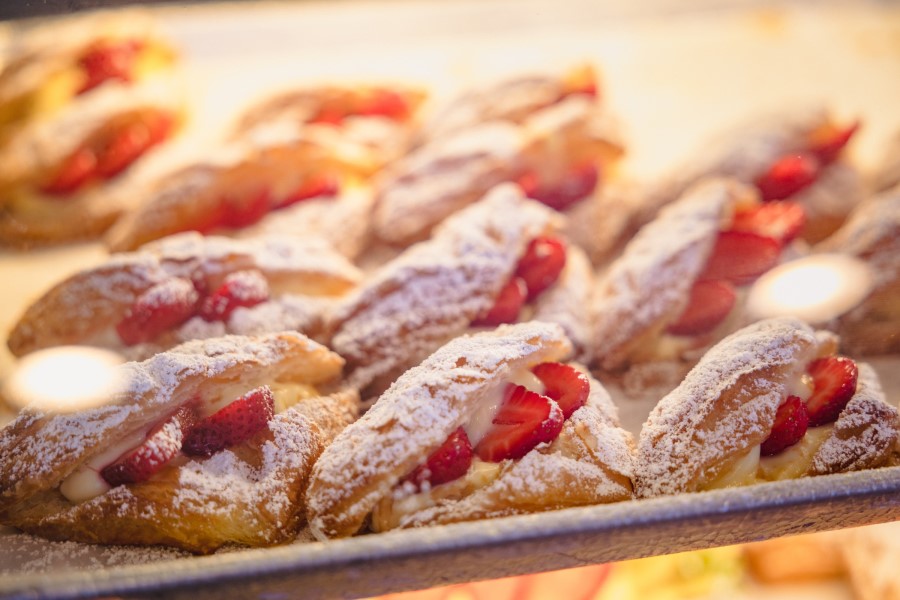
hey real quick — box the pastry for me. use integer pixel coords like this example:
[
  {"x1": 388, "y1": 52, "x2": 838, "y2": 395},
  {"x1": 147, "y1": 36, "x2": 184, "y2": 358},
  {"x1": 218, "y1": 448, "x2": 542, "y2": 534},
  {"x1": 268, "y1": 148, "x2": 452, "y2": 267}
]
[
  {"x1": 373, "y1": 66, "x2": 624, "y2": 247},
  {"x1": 328, "y1": 183, "x2": 593, "y2": 397},
  {"x1": 634, "y1": 317, "x2": 899, "y2": 498},
  {"x1": 813, "y1": 183, "x2": 900, "y2": 354},
  {"x1": 591, "y1": 177, "x2": 802, "y2": 381},
  {"x1": 0, "y1": 332, "x2": 358, "y2": 553},
  {"x1": 604, "y1": 106, "x2": 863, "y2": 258},
  {"x1": 306, "y1": 321, "x2": 634, "y2": 539},
  {"x1": 8, "y1": 232, "x2": 361, "y2": 359},
  {"x1": 0, "y1": 13, "x2": 182, "y2": 246}
]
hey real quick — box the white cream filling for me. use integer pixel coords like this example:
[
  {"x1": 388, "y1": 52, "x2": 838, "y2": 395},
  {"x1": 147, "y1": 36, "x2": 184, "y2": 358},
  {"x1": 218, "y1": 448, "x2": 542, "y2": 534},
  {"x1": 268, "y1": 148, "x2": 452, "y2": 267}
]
[{"x1": 463, "y1": 369, "x2": 544, "y2": 446}]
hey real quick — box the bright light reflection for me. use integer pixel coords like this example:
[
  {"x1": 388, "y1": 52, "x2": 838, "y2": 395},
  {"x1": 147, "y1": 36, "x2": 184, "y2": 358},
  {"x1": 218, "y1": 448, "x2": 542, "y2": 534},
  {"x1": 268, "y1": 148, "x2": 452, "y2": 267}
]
[
  {"x1": 747, "y1": 254, "x2": 874, "y2": 323},
  {"x1": 3, "y1": 347, "x2": 125, "y2": 412}
]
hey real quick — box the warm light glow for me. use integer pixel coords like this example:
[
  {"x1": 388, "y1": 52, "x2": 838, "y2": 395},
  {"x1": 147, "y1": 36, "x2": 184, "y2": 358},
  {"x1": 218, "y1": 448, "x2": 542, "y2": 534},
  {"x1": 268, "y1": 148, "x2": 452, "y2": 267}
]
[
  {"x1": 3, "y1": 347, "x2": 125, "y2": 412},
  {"x1": 747, "y1": 254, "x2": 873, "y2": 323}
]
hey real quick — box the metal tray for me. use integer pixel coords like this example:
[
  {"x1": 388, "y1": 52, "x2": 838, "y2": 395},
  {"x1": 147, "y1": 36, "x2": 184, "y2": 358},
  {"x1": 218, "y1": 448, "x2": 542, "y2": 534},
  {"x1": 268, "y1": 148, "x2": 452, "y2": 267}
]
[{"x1": 1, "y1": 0, "x2": 900, "y2": 598}]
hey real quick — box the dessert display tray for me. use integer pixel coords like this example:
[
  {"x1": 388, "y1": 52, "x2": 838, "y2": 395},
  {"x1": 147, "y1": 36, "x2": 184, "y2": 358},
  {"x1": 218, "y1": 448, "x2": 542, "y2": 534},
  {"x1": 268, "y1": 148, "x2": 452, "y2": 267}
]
[{"x1": 1, "y1": 0, "x2": 899, "y2": 598}]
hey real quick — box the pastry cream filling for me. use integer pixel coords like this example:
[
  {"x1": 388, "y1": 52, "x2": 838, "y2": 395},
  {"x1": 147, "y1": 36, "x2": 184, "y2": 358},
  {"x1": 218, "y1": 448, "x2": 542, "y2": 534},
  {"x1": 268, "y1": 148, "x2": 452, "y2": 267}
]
[
  {"x1": 463, "y1": 368, "x2": 545, "y2": 446},
  {"x1": 59, "y1": 380, "x2": 315, "y2": 503}
]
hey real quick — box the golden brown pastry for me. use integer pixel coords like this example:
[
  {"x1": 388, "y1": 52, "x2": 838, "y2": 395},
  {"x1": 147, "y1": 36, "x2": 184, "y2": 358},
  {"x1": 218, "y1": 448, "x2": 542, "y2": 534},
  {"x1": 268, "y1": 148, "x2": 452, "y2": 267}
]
[
  {"x1": 0, "y1": 332, "x2": 358, "y2": 553},
  {"x1": 814, "y1": 183, "x2": 900, "y2": 355},
  {"x1": 634, "y1": 317, "x2": 899, "y2": 498},
  {"x1": 306, "y1": 321, "x2": 634, "y2": 540},
  {"x1": 328, "y1": 183, "x2": 593, "y2": 398},
  {"x1": 8, "y1": 232, "x2": 361, "y2": 359}
]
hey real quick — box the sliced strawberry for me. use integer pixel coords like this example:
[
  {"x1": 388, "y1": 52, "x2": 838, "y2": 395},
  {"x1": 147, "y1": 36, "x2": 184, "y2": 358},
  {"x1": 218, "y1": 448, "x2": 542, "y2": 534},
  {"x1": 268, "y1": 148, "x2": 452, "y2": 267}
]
[
  {"x1": 755, "y1": 154, "x2": 820, "y2": 201},
  {"x1": 517, "y1": 162, "x2": 598, "y2": 211},
  {"x1": 760, "y1": 395, "x2": 809, "y2": 456},
  {"x1": 698, "y1": 231, "x2": 781, "y2": 286},
  {"x1": 101, "y1": 405, "x2": 196, "y2": 486},
  {"x1": 475, "y1": 384, "x2": 564, "y2": 462},
  {"x1": 116, "y1": 278, "x2": 199, "y2": 346},
  {"x1": 182, "y1": 386, "x2": 275, "y2": 457},
  {"x1": 665, "y1": 279, "x2": 737, "y2": 336},
  {"x1": 730, "y1": 201, "x2": 806, "y2": 245},
  {"x1": 808, "y1": 120, "x2": 860, "y2": 165},
  {"x1": 531, "y1": 362, "x2": 590, "y2": 419},
  {"x1": 357, "y1": 89, "x2": 411, "y2": 120},
  {"x1": 198, "y1": 270, "x2": 270, "y2": 322},
  {"x1": 95, "y1": 111, "x2": 174, "y2": 179},
  {"x1": 277, "y1": 173, "x2": 340, "y2": 208},
  {"x1": 78, "y1": 39, "x2": 143, "y2": 95},
  {"x1": 806, "y1": 356, "x2": 858, "y2": 427},
  {"x1": 405, "y1": 427, "x2": 474, "y2": 489},
  {"x1": 514, "y1": 236, "x2": 567, "y2": 300},
  {"x1": 41, "y1": 146, "x2": 97, "y2": 196},
  {"x1": 220, "y1": 187, "x2": 272, "y2": 228},
  {"x1": 472, "y1": 277, "x2": 527, "y2": 327}
]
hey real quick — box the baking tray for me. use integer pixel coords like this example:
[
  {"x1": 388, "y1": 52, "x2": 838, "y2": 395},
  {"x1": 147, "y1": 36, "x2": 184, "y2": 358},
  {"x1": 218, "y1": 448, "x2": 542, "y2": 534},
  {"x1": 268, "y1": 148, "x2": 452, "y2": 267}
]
[{"x1": 1, "y1": 0, "x2": 899, "y2": 598}]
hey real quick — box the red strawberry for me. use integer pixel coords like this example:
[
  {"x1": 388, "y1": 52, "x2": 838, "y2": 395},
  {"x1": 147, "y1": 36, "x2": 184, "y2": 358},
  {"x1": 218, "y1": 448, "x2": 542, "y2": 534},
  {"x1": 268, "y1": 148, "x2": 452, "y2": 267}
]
[
  {"x1": 518, "y1": 162, "x2": 599, "y2": 211},
  {"x1": 472, "y1": 278, "x2": 527, "y2": 327},
  {"x1": 475, "y1": 384, "x2": 564, "y2": 462},
  {"x1": 101, "y1": 405, "x2": 196, "y2": 486},
  {"x1": 95, "y1": 111, "x2": 174, "y2": 179},
  {"x1": 182, "y1": 386, "x2": 275, "y2": 457},
  {"x1": 78, "y1": 39, "x2": 142, "y2": 95},
  {"x1": 760, "y1": 395, "x2": 809, "y2": 456},
  {"x1": 220, "y1": 187, "x2": 272, "y2": 228},
  {"x1": 41, "y1": 146, "x2": 97, "y2": 195},
  {"x1": 405, "y1": 427, "x2": 474, "y2": 489},
  {"x1": 278, "y1": 174, "x2": 340, "y2": 208},
  {"x1": 116, "y1": 278, "x2": 199, "y2": 345},
  {"x1": 698, "y1": 231, "x2": 781, "y2": 286},
  {"x1": 808, "y1": 120, "x2": 860, "y2": 165},
  {"x1": 665, "y1": 280, "x2": 737, "y2": 336},
  {"x1": 514, "y1": 236, "x2": 567, "y2": 300},
  {"x1": 755, "y1": 154, "x2": 820, "y2": 201},
  {"x1": 357, "y1": 89, "x2": 411, "y2": 120},
  {"x1": 531, "y1": 362, "x2": 590, "y2": 419},
  {"x1": 198, "y1": 270, "x2": 270, "y2": 322},
  {"x1": 806, "y1": 356, "x2": 858, "y2": 426},
  {"x1": 730, "y1": 201, "x2": 806, "y2": 245}
]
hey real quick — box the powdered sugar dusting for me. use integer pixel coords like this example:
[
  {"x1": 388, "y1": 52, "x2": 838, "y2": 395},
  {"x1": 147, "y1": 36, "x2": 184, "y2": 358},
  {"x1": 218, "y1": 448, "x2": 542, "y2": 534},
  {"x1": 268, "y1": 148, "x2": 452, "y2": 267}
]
[
  {"x1": 307, "y1": 321, "x2": 572, "y2": 539},
  {"x1": 635, "y1": 317, "x2": 818, "y2": 498},
  {"x1": 331, "y1": 184, "x2": 558, "y2": 390},
  {"x1": 531, "y1": 244, "x2": 593, "y2": 360}
]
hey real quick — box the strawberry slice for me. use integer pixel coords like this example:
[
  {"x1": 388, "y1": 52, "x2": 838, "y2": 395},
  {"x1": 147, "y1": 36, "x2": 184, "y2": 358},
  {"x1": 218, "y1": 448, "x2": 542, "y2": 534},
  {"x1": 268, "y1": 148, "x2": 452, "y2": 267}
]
[
  {"x1": 698, "y1": 231, "x2": 781, "y2": 286},
  {"x1": 665, "y1": 279, "x2": 737, "y2": 336},
  {"x1": 514, "y1": 237, "x2": 567, "y2": 300},
  {"x1": 95, "y1": 111, "x2": 174, "y2": 179},
  {"x1": 199, "y1": 270, "x2": 270, "y2": 322},
  {"x1": 405, "y1": 427, "x2": 474, "y2": 489},
  {"x1": 531, "y1": 362, "x2": 590, "y2": 419},
  {"x1": 41, "y1": 146, "x2": 97, "y2": 196},
  {"x1": 475, "y1": 384, "x2": 564, "y2": 462},
  {"x1": 755, "y1": 154, "x2": 820, "y2": 201},
  {"x1": 518, "y1": 162, "x2": 599, "y2": 211},
  {"x1": 806, "y1": 356, "x2": 858, "y2": 427},
  {"x1": 78, "y1": 39, "x2": 143, "y2": 95},
  {"x1": 808, "y1": 120, "x2": 860, "y2": 165},
  {"x1": 760, "y1": 395, "x2": 809, "y2": 456},
  {"x1": 278, "y1": 174, "x2": 340, "y2": 208},
  {"x1": 101, "y1": 405, "x2": 196, "y2": 486},
  {"x1": 357, "y1": 89, "x2": 411, "y2": 120},
  {"x1": 730, "y1": 201, "x2": 806, "y2": 245},
  {"x1": 472, "y1": 278, "x2": 527, "y2": 327},
  {"x1": 116, "y1": 278, "x2": 199, "y2": 346},
  {"x1": 220, "y1": 187, "x2": 272, "y2": 228},
  {"x1": 182, "y1": 386, "x2": 275, "y2": 457}
]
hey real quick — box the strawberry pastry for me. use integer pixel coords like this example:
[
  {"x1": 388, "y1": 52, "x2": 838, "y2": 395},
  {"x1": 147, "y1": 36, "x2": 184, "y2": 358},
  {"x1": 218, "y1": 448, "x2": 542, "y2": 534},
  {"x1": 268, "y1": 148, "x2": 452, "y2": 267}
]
[
  {"x1": 634, "y1": 318, "x2": 898, "y2": 498},
  {"x1": 591, "y1": 178, "x2": 805, "y2": 389},
  {"x1": 328, "y1": 183, "x2": 593, "y2": 398},
  {"x1": 8, "y1": 232, "x2": 361, "y2": 359},
  {"x1": 373, "y1": 65, "x2": 624, "y2": 248},
  {"x1": 0, "y1": 13, "x2": 182, "y2": 246},
  {"x1": 306, "y1": 321, "x2": 634, "y2": 539},
  {"x1": 814, "y1": 183, "x2": 900, "y2": 355},
  {"x1": 0, "y1": 332, "x2": 358, "y2": 553}
]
